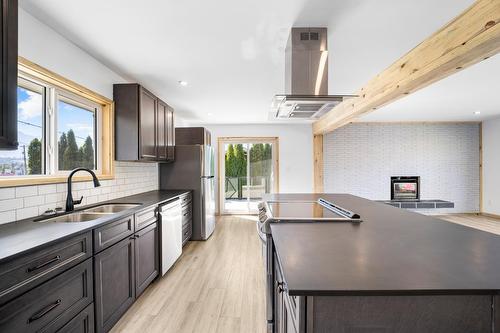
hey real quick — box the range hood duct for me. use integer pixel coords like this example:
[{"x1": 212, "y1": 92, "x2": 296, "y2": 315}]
[{"x1": 271, "y1": 28, "x2": 354, "y2": 120}]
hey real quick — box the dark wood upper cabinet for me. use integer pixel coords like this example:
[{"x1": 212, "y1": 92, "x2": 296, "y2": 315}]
[
  {"x1": 166, "y1": 104, "x2": 175, "y2": 161},
  {"x1": 114, "y1": 83, "x2": 175, "y2": 162},
  {"x1": 139, "y1": 88, "x2": 157, "y2": 160},
  {"x1": 0, "y1": 0, "x2": 18, "y2": 150},
  {"x1": 156, "y1": 99, "x2": 167, "y2": 161}
]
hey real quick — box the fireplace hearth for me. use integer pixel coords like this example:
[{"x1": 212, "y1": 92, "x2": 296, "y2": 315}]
[{"x1": 391, "y1": 176, "x2": 420, "y2": 201}]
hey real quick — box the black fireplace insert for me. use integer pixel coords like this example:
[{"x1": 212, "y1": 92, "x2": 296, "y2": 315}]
[{"x1": 391, "y1": 176, "x2": 420, "y2": 201}]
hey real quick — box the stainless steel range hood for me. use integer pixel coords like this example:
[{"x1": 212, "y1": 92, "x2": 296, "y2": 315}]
[{"x1": 271, "y1": 28, "x2": 354, "y2": 120}]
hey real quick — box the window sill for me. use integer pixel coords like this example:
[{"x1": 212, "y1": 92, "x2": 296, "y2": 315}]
[{"x1": 0, "y1": 174, "x2": 114, "y2": 188}]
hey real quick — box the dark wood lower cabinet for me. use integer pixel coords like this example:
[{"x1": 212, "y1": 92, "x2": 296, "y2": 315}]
[
  {"x1": 94, "y1": 236, "x2": 135, "y2": 333},
  {"x1": 0, "y1": 200, "x2": 179, "y2": 333},
  {"x1": 55, "y1": 303, "x2": 95, "y2": 333},
  {"x1": 0, "y1": 258, "x2": 93, "y2": 333},
  {"x1": 135, "y1": 222, "x2": 159, "y2": 297}
]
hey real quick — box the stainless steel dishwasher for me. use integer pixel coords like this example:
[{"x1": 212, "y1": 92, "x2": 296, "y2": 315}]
[{"x1": 159, "y1": 198, "x2": 183, "y2": 275}]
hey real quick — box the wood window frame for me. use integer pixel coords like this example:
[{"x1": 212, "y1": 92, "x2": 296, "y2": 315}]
[{"x1": 0, "y1": 57, "x2": 114, "y2": 187}]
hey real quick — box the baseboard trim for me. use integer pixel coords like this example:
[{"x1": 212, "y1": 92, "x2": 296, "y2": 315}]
[{"x1": 481, "y1": 212, "x2": 500, "y2": 219}]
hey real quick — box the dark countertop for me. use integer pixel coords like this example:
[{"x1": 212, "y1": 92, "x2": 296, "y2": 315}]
[
  {"x1": 0, "y1": 190, "x2": 189, "y2": 263},
  {"x1": 266, "y1": 193, "x2": 500, "y2": 296}
]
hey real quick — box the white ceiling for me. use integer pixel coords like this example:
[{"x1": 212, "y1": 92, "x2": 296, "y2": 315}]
[{"x1": 20, "y1": 0, "x2": 497, "y2": 124}]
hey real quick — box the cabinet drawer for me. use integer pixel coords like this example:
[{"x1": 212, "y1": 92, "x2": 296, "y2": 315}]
[
  {"x1": 135, "y1": 206, "x2": 157, "y2": 231},
  {"x1": 0, "y1": 258, "x2": 93, "y2": 333},
  {"x1": 0, "y1": 232, "x2": 92, "y2": 304},
  {"x1": 47, "y1": 303, "x2": 94, "y2": 333},
  {"x1": 93, "y1": 215, "x2": 134, "y2": 253},
  {"x1": 180, "y1": 192, "x2": 191, "y2": 207},
  {"x1": 182, "y1": 222, "x2": 192, "y2": 246},
  {"x1": 182, "y1": 205, "x2": 192, "y2": 226}
]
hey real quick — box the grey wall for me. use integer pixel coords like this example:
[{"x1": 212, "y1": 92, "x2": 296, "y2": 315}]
[{"x1": 323, "y1": 123, "x2": 480, "y2": 214}]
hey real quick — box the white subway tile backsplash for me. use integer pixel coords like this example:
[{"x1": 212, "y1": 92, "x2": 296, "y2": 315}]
[
  {"x1": 0, "y1": 161, "x2": 159, "y2": 224},
  {"x1": 0, "y1": 188, "x2": 15, "y2": 200},
  {"x1": 16, "y1": 186, "x2": 38, "y2": 198},
  {"x1": 0, "y1": 198, "x2": 23, "y2": 212},
  {"x1": 0, "y1": 210, "x2": 16, "y2": 224},
  {"x1": 24, "y1": 196, "x2": 45, "y2": 207},
  {"x1": 38, "y1": 184, "x2": 57, "y2": 195},
  {"x1": 16, "y1": 207, "x2": 39, "y2": 220}
]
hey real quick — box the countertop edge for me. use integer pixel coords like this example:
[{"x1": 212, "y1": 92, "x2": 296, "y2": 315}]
[{"x1": 0, "y1": 189, "x2": 191, "y2": 264}]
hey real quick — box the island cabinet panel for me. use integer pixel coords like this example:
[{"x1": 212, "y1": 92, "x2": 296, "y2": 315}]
[
  {"x1": 274, "y1": 253, "x2": 304, "y2": 333},
  {"x1": 114, "y1": 83, "x2": 175, "y2": 162},
  {"x1": 134, "y1": 221, "x2": 159, "y2": 297},
  {"x1": 308, "y1": 295, "x2": 492, "y2": 333},
  {"x1": 0, "y1": 0, "x2": 18, "y2": 149},
  {"x1": 94, "y1": 236, "x2": 135, "y2": 333},
  {"x1": 0, "y1": 258, "x2": 93, "y2": 333}
]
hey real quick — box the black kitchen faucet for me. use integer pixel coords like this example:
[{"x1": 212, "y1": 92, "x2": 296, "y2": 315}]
[{"x1": 65, "y1": 167, "x2": 101, "y2": 212}]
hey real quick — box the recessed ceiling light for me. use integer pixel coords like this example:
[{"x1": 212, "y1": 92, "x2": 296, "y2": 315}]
[
  {"x1": 473, "y1": 111, "x2": 481, "y2": 115},
  {"x1": 207, "y1": 113, "x2": 213, "y2": 116},
  {"x1": 178, "y1": 80, "x2": 188, "y2": 86}
]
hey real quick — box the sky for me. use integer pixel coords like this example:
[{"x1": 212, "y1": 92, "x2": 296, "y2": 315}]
[{"x1": 0, "y1": 86, "x2": 95, "y2": 160}]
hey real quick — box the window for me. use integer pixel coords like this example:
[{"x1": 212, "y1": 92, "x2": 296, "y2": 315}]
[
  {"x1": 0, "y1": 74, "x2": 101, "y2": 176},
  {"x1": 0, "y1": 79, "x2": 45, "y2": 176},
  {"x1": 0, "y1": 57, "x2": 114, "y2": 186},
  {"x1": 56, "y1": 95, "x2": 98, "y2": 171}
]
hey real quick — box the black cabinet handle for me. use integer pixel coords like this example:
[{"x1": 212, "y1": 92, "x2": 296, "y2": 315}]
[
  {"x1": 26, "y1": 255, "x2": 61, "y2": 273},
  {"x1": 28, "y1": 299, "x2": 61, "y2": 323}
]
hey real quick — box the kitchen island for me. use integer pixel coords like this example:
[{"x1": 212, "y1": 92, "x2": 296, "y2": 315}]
[{"x1": 264, "y1": 193, "x2": 500, "y2": 332}]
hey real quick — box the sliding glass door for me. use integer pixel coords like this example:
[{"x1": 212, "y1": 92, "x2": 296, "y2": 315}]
[{"x1": 219, "y1": 138, "x2": 279, "y2": 214}]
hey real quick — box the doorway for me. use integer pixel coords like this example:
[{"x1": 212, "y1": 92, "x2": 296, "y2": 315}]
[{"x1": 218, "y1": 137, "x2": 279, "y2": 214}]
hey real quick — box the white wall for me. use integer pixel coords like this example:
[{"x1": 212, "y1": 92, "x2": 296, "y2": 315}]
[
  {"x1": 482, "y1": 117, "x2": 500, "y2": 216},
  {"x1": 203, "y1": 124, "x2": 314, "y2": 213},
  {"x1": 324, "y1": 123, "x2": 480, "y2": 214},
  {"x1": 0, "y1": 10, "x2": 160, "y2": 225}
]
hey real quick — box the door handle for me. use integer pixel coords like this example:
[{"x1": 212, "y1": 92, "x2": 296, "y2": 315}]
[
  {"x1": 26, "y1": 255, "x2": 61, "y2": 273},
  {"x1": 28, "y1": 299, "x2": 62, "y2": 323}
]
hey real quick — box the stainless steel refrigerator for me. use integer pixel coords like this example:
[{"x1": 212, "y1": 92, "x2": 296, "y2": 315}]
[{"x1": 160, "y1": 129, "x2": 215, "y2": 240}]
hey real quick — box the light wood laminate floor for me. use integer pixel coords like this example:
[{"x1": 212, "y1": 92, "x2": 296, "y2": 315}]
[
  {"x1": 437, "y1": 213, "x2": 500, "y2": 235},
  {"x1": 111, "y1": 215, "x2": 266, "y2": 333}
]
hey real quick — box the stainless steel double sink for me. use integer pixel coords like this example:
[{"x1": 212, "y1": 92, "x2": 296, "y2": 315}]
[{"x1": 37, "y1": 203, "x2": 141, "y2": 223}]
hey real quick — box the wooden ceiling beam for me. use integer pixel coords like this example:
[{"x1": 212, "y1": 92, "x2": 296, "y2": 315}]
[{"x1": 313, "y1": 0, "x2": 500, "y2": 135}]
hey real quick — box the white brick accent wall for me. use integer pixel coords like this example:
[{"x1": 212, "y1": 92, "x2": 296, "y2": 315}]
[
  {"x1": 323, "y1": 123, "x2": 480, "y2": 214},
  {"x1": 0, "y1": 161, "x2": 159, "y2": 225}
]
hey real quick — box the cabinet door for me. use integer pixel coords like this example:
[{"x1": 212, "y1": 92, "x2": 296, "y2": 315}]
[
  {"x1": 166, "y1": 106, "x2": 175, "y2": 161},
  {"x1": 0, "y1": 0, "x2": 18, "y2": 149},
  {"x1": 156, "y1": 100, "x2": 167, "y2": 160},
  {"x1": 139, "y1": 88, "x2": 157, "y2": 160},
  {"x1": 94, "y1": 237, "x2": 135, "y2": 333},
  {"x1": 135, "y1": 222, "x2": 159, "y2": 297}
]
